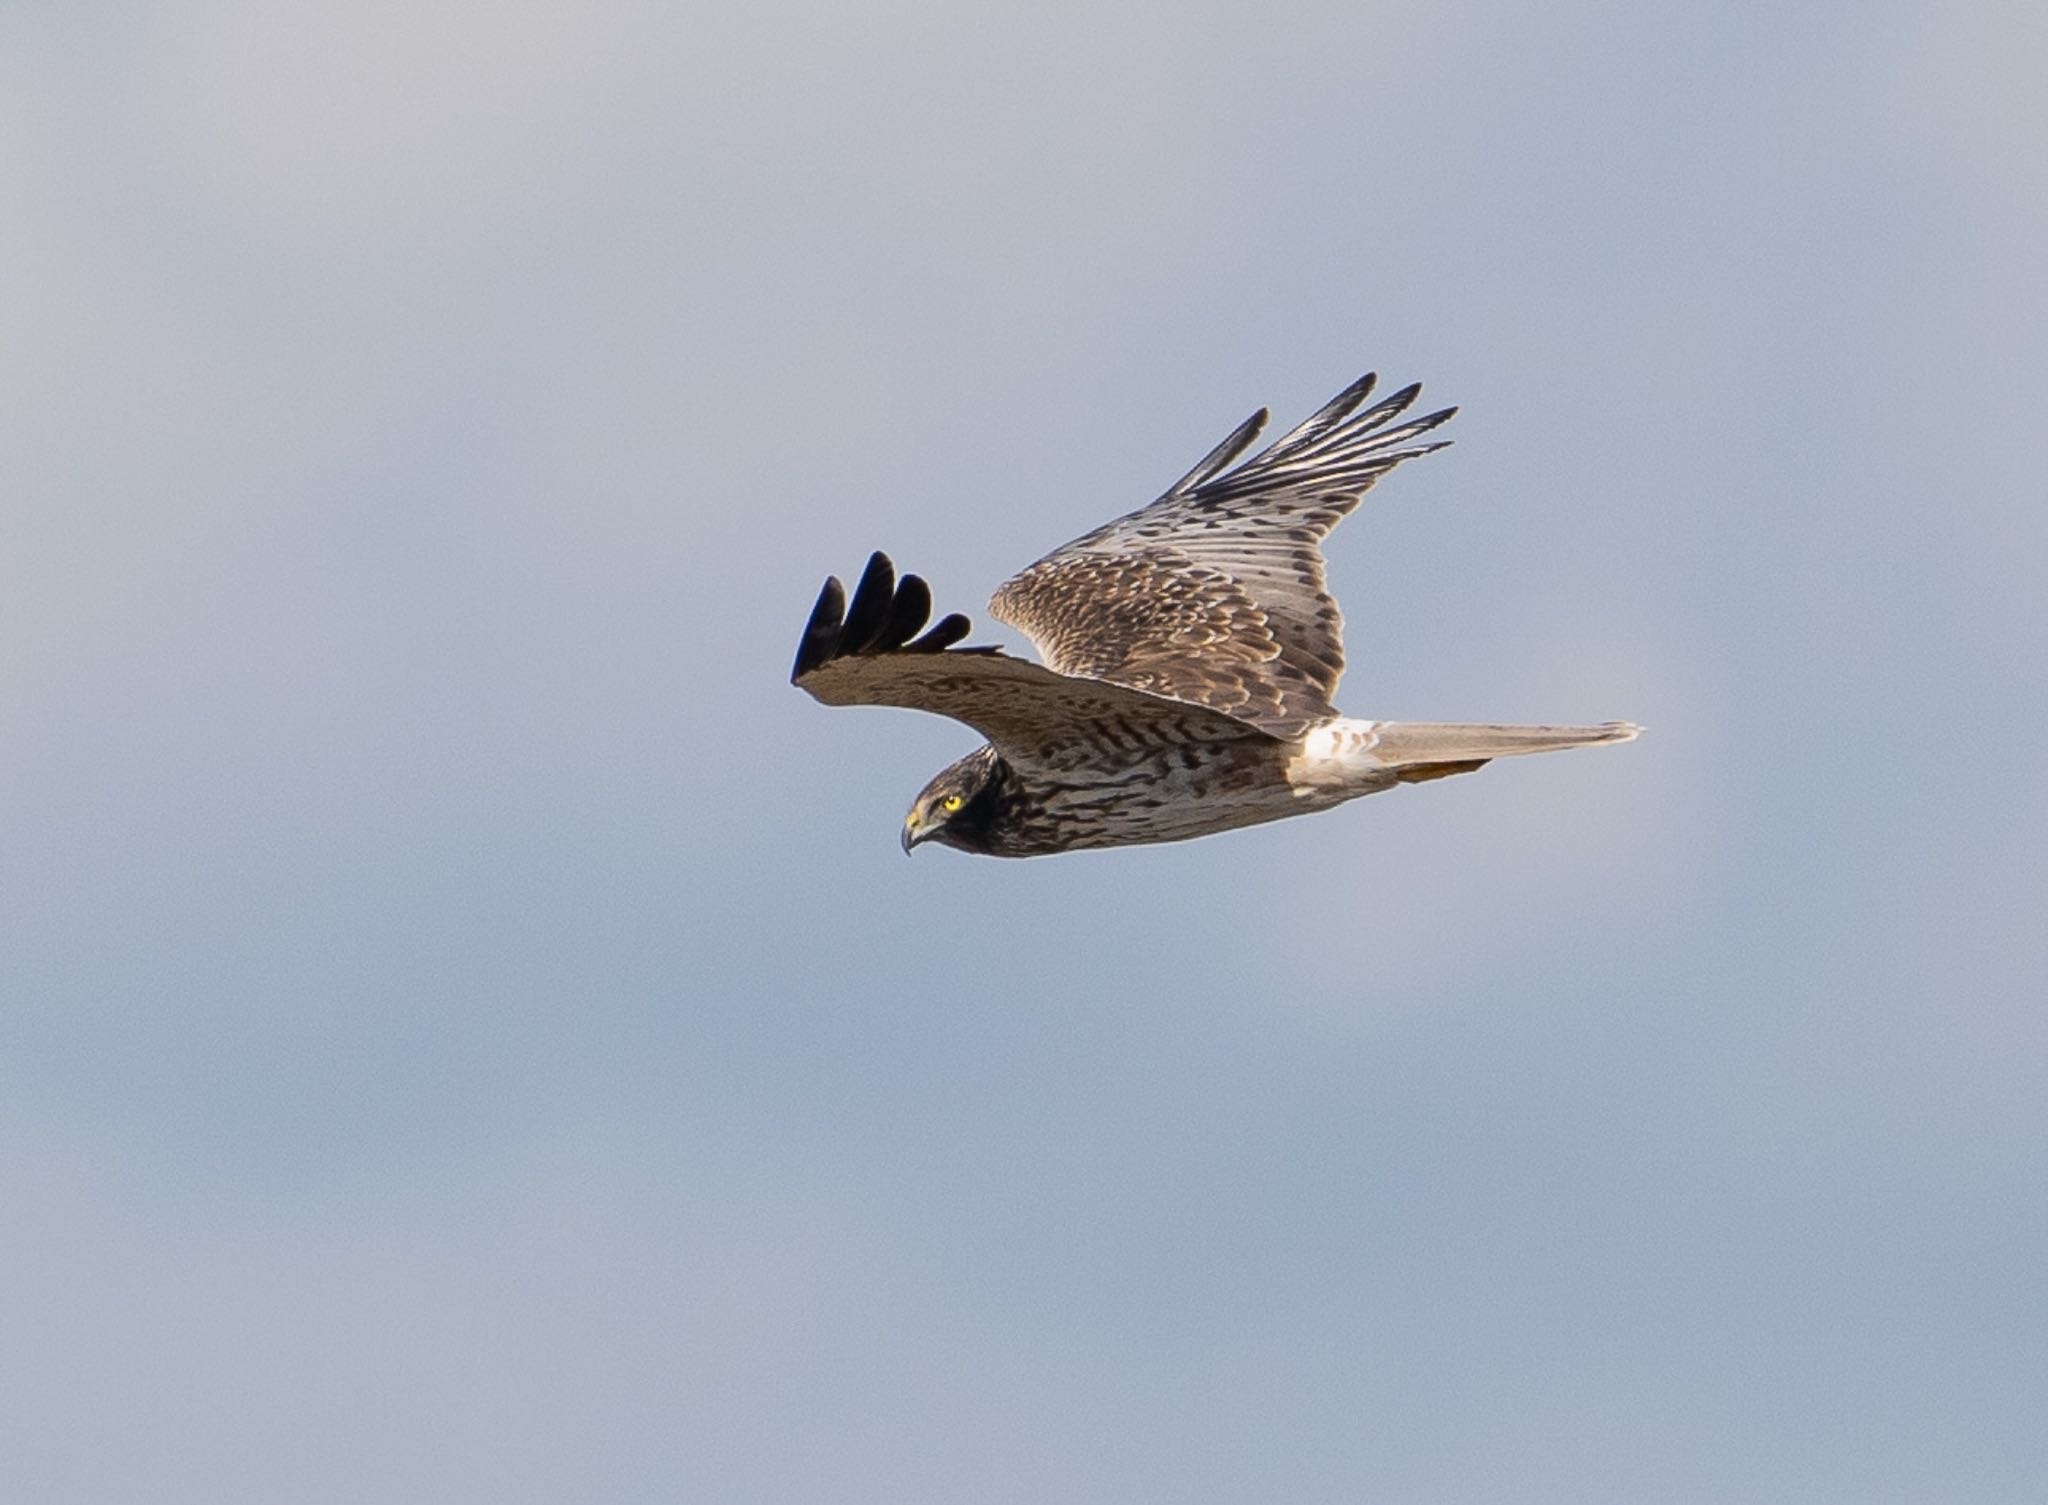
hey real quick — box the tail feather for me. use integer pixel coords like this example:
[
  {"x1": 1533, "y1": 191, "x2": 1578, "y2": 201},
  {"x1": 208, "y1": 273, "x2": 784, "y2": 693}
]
[{"x1": 1372, "y1": 720, "x2": 1640, "y2": 779}]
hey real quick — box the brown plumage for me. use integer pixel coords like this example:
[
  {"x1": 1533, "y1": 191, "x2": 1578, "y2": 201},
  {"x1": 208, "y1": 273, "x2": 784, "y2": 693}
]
[{"x1": 791, "y1": 372, "x2": 1639, "y2": 857}]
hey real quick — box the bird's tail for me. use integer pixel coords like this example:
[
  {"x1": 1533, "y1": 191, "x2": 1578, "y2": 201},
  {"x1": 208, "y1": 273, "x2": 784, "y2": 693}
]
[{"x1": 1369, "y1": 720, "x2": 1641, "y2": 783}]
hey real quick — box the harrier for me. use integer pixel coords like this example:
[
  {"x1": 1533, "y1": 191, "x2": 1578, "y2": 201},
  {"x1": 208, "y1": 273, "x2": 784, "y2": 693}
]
[{"x1": 792, "y1": 372, "x2": 1637, "y2": 857}]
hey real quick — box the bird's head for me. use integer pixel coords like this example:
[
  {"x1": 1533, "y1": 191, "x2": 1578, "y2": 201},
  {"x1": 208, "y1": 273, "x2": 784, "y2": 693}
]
[{"x1": 902, "y1": 746, "x2": 1001, "y2": 854}]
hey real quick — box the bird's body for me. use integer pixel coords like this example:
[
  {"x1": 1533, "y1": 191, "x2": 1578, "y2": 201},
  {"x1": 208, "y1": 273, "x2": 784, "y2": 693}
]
[
  {"x1": 791, "y1": 372, "x2": 1638, "y2": 858},
  {"x1": 928, "y1": 733, "x2": 1298, "y2": 858}
]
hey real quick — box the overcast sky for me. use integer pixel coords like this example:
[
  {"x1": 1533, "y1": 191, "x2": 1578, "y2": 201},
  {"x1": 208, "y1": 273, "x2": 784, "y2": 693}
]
[{"x1": 4, "y1": 2, "x2": 2044, "y2": 1501}]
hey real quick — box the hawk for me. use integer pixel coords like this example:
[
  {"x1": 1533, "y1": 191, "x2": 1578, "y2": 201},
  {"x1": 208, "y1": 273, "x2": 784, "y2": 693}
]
[{"x1": 792, "y1": 372, "x2": 1638, "y2": 857}]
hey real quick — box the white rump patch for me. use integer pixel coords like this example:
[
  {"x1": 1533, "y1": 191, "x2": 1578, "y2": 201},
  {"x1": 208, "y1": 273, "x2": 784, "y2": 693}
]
[{"x1": 1285, "y1": 718, "x2": 1384, "y2": 796}]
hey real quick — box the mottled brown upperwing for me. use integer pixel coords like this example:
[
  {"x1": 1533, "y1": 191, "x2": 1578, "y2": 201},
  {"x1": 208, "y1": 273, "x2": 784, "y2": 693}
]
[
  {"x1": 989, "y1": 373, "x2": 1456, "y2": 739},
  {"x1": 791, "y1": 552, "x2": 1271, "y2": 772}
]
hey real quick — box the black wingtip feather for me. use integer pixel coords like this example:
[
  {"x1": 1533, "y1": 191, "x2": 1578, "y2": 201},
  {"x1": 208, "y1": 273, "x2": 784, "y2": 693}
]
[
  {"x1": 792, "y1": 574, "x2": 848, "y2": 681},
  {"x1": 908, "y1": 612, "x2": 973, "y2": 652},
  {"x1": 870, "y1": 572, "x2": 933, "y2": 652},
  {"x1": 839, "y1": 551, "x2": 897, "y2": 653},
  {"x1": 791, "y1": 556, "x2": 987, "y2": 681}
]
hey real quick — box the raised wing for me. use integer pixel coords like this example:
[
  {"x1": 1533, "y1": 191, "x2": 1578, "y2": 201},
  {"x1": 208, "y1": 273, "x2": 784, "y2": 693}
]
[
  {"x1": 989, "y1": 373, "x2": 1455, "y2": 738},
  {"x1": 792, "y1": 552, "x2": 1270, "y2": 771}
]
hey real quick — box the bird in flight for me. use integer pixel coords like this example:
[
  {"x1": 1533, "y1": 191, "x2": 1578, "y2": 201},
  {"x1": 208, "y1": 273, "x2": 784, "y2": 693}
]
[{"x1": 792, "y1": 372, "x2": 1638, "y2": 857}]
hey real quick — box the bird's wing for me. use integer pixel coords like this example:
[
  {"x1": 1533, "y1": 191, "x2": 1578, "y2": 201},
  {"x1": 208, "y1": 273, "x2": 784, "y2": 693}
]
[
  {"x1": 792, "y1": 552, "x2": 1270, "y2": 773},
  {"x1": 989, "y1": 373, "x2": 1454, "y2": 738}
]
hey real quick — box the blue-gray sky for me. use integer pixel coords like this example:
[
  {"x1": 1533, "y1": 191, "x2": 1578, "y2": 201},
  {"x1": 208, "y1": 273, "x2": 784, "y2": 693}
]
[{"x1": 5, "y1": 3, "x2": 2043, "y2": 1500}]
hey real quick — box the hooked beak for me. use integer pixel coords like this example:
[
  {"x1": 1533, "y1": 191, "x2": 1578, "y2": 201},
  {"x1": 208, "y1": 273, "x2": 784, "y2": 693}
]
[{"x1": 901, "y1": 814, "x2": 923, "y2": 855}]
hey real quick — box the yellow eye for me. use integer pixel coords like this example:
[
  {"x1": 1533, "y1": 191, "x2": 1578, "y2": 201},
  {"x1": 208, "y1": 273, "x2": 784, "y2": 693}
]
[{"x1": 941, "y1": 794, "x2": 964, "y2": 812}]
